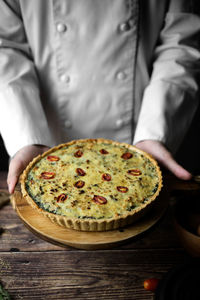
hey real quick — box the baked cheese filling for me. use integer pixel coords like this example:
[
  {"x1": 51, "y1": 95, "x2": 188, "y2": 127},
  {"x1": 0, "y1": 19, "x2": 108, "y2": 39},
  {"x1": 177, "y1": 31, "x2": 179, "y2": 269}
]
[{"x1": 25, "y1": 141, "x2": 160, "y2": 220}]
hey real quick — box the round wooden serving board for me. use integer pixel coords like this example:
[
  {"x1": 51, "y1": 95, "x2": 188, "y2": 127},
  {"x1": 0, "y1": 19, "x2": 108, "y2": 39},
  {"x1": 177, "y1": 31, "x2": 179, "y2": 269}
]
[{"x1": 11, "y1": 190, "x2": 168, "y2": 250}]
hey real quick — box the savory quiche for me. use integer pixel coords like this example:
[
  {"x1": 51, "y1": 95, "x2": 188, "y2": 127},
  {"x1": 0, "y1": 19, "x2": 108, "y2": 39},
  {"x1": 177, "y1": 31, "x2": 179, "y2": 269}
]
[{"x1": 21, "y1": 139, "x2": 162, "y2": 231}]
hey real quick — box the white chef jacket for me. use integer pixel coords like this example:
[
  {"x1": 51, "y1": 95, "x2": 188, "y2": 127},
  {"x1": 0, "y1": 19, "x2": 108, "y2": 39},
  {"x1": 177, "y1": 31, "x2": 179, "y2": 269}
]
[{"x1": 0, "y1": 0, "x2": 200, "y2": 158}]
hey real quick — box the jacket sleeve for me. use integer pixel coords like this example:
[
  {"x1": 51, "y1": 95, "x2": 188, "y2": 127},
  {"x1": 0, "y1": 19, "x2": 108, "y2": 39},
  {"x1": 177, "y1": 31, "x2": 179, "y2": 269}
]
[
  {"x1": 133, "y1": 0, "x2": 200, "y2": 154},
  {"x1": 0, "y1": 0, "x2": 53, "y2": 157}
]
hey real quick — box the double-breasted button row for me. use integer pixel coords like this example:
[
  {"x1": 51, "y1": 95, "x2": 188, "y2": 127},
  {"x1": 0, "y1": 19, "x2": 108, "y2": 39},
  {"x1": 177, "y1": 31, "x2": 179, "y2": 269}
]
[
  {"x1": 59, "y1": 72, "x2": 127, "y2": 84},
  {"x1": 56, "y1": 20, "x2": 133, "y2": 34},
  {"x1": 64, "y1": 118, "x2": 126, "y2": 130}
]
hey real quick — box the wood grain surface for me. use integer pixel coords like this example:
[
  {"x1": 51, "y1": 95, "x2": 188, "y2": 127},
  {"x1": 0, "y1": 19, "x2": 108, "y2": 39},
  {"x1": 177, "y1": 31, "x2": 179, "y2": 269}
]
[
  {"x1": 0, "y1": 171, "x2": 198, "y2": 300},
  {"x1": 10, "y1": 189, "x2": 168, "y2": 250},
  {"x1": 0, "y1": 250, "x2": 188, "y2": 300}
]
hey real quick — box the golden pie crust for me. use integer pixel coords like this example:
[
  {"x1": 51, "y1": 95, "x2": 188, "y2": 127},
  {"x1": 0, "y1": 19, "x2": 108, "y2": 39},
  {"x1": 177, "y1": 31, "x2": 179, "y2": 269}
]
[{"x1": 20, "y1": 139, "x2": 162, "y2": 231}]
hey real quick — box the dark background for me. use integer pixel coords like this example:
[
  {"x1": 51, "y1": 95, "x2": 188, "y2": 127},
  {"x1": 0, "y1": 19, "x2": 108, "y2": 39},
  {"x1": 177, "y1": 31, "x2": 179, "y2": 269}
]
[{"x1": 0, "y1": 134, "x2": 9, "y2": 171}]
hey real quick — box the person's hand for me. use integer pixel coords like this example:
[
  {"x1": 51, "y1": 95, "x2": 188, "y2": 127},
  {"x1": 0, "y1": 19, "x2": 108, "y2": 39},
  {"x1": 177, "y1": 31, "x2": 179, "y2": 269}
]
[
  {"x1": 7, "y1": 145, "x2": 50, "y2": 194},
  {"x1": 135, "y1": 140, "x2": 192, "y2": 180}
]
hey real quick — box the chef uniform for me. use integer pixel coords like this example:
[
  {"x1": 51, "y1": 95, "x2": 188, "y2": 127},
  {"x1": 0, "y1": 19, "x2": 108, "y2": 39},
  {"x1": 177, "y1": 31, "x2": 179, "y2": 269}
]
[{"x1": 0, "y1": 0, "x2": 200, "y2": 171}]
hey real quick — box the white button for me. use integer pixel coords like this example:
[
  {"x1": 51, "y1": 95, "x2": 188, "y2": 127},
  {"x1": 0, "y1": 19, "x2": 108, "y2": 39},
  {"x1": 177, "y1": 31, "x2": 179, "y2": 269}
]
[
  {"x1": 57, "y1": 22, "x2": 67, "y2": 33},
  {"x1": 117, "y1": 72, "x2": 126, "y2": 80},
  {"x1": 115, "y1": 119, "x2": 124, "y2": 128},
  {"x1": 65, "y1": 120, "x2": 72, "y2": 129},
  {"x1": 119, "y1": 22, "x2": 130, "y2": 32},
  {"x1": 60, "y1": 74, "x2": 70, "y2": 83}
]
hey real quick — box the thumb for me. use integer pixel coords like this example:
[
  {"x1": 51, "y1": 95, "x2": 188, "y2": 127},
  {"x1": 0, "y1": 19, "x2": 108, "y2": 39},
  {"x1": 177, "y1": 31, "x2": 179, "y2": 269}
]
[
  {"x1": 160, "y1": 151, "x2": 192, "y2": 180},
  {"x1": 7, "y1": 144, "x2": 50, "y2": 194},
  {"x1": 135, "y1": 140, "x2": 192, "y2": 180},
  {"x1": 7, "y1": 158, "x2": 25, "y2": 194}
]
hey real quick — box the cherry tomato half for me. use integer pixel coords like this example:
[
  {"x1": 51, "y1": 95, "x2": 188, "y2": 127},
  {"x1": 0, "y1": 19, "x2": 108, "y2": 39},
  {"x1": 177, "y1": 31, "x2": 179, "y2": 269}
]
[{"x1": 144, "y1": 278, "x2": 159, "y2": 292}]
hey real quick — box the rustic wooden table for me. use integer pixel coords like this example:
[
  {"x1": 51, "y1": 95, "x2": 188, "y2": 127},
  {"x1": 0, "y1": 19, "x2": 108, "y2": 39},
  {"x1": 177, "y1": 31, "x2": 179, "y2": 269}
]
[{"x1": 0, "y1": 171, "x2": 195, "y2": 300}]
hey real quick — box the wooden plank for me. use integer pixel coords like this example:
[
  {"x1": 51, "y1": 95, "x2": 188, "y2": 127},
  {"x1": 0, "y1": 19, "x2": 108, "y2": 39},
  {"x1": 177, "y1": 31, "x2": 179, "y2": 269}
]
[
  {"x1": 0, "y1": 203, "x2": 65, "y2": 251},
  {"x1": 0, "y1": 171, "x2": 197, "y2": 252},
  {"x1": 0, "y1": 171, "x2": 194, "y2": 300},
  {"x1": 9, "y1": 190, "x2": 168, "y2": 250},
  {"x1": 0, "y1": 250, "x2": 188, "y2": 300},
  {"x1": 0, "y1": 202, "x2": 182, "y2": 252}
]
